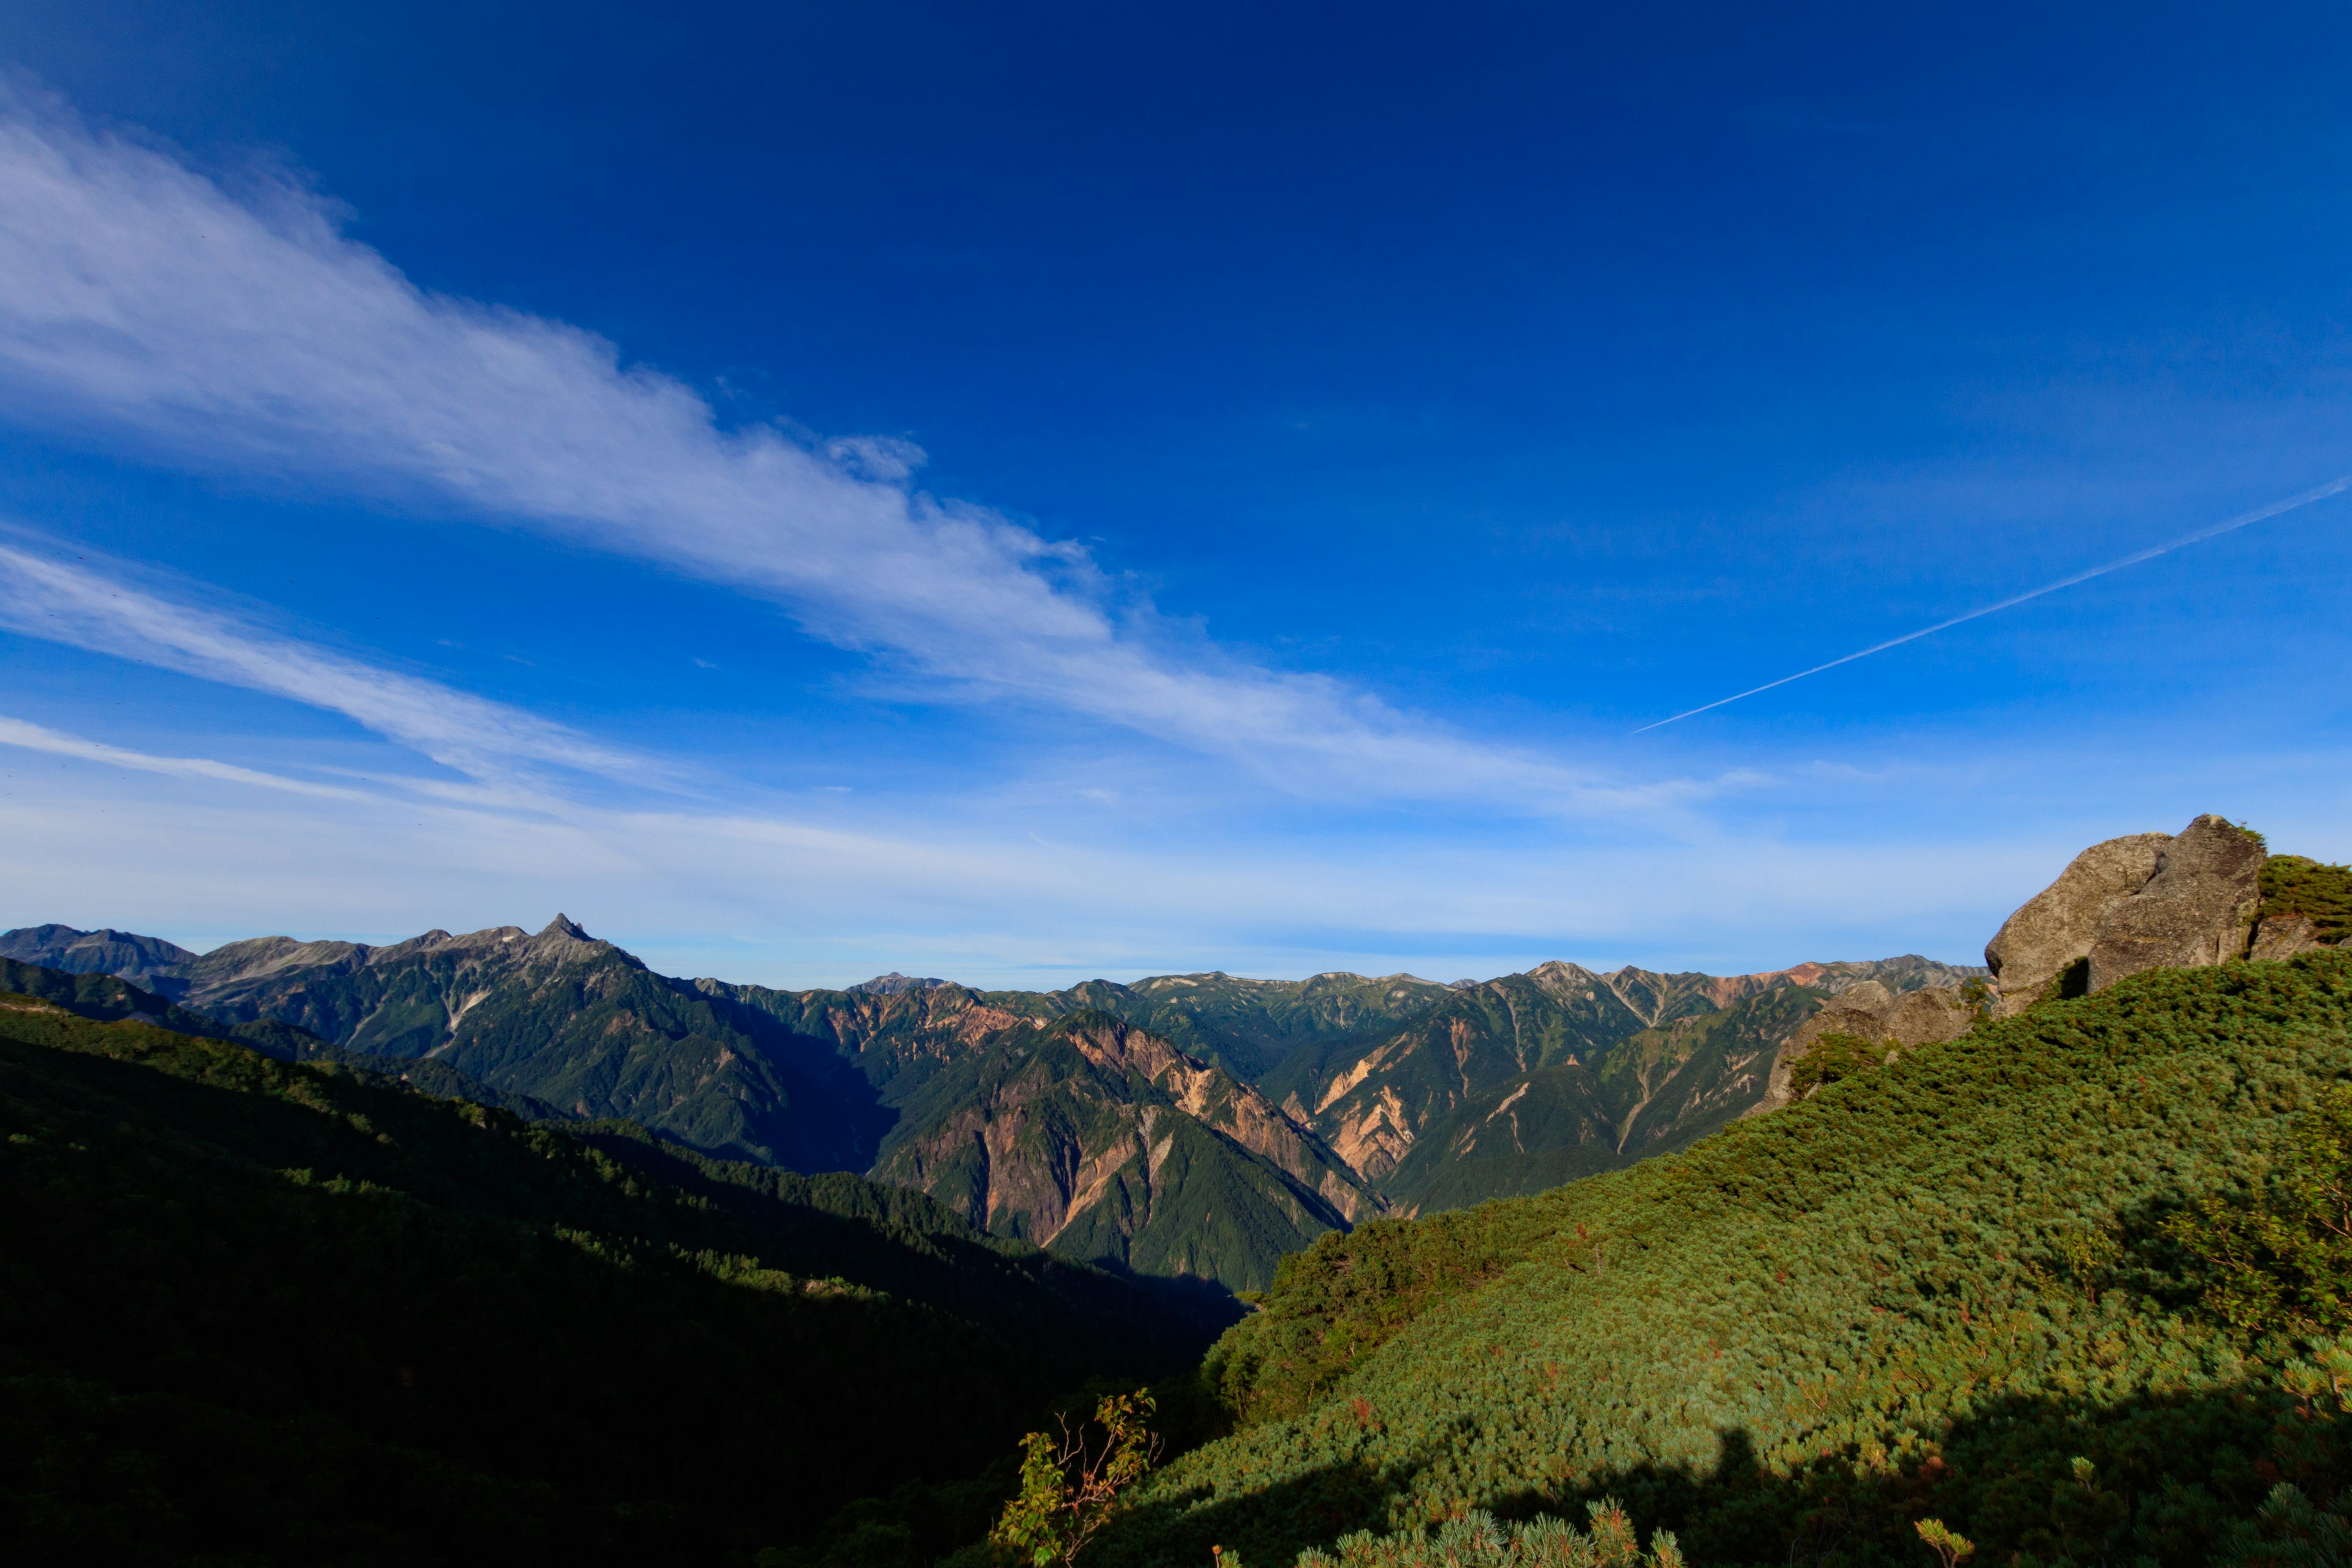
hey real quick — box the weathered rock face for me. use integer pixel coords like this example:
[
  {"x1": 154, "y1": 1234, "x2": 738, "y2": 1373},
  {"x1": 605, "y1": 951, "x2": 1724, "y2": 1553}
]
[
  {"x1": 2251, "y1": 913, "x2": 2329, "y2": 963},
  {"x1": 2085, "y1": 816, "x2": 2265, "y2": 992},
  {"x1": 1985, "y1": 833, "x2": 2171, "y2": 1016},
  {"x1": 1879, "y1": 986, "x2": 1978, "y2": 1047},
  {"x1": 1751, "y1": 981, "x2": 1975, "y2": 1115}
]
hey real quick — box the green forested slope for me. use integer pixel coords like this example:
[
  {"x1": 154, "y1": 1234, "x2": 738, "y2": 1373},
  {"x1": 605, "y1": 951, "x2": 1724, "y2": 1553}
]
[
  {"x1": 1378, "y1": 987, "x2": 1823, "y2": 1215},
  {"x1": 1099, "y1": 952, "x2": 2352, "y2": 1568},
  {"x1": 0, "y1": 955, "x2": 331, "y2": 1060},
  {"x1": 0, "y1": 991, "x2": 1208, "y2": 1566},
  {"x1": 179, "y1": 919, "x2": 895, "y2": 1170},
  {"x1": 1046, "y1": 974, "x2": 1461, "y2": 1083}
]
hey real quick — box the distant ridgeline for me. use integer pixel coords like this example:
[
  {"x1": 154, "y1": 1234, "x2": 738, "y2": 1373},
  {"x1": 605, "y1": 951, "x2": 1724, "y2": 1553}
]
[{"x1": 0, "y1": 919, "x2": 1985, "y2": 1292}]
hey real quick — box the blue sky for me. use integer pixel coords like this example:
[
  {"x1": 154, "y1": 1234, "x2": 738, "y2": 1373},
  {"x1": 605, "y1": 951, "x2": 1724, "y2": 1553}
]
[{"x1": 1, "y1": 1, "x2": 2348, "y2": 987}]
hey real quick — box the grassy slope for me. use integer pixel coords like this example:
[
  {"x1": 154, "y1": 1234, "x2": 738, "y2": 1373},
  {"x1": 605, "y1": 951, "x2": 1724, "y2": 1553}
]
[
  {"x1": 0, "y1": 995, "x2": 1205, "y2": 1566},
  {"x1": 1102, "y1": 953, "x2": 2352, "y2": 1568}
]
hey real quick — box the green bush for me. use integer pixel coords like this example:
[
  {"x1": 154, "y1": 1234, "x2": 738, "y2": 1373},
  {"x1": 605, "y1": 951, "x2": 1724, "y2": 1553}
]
[
  {"x1": 1278, "y1": 1502, "x2": 1683, "y2": 1568},
  {"x1": 1785, "y1": 1029, "x2": 1888, "y2": 1097},
  {"x1": 2263, "y1": 858, "x2": 2352, "y2": 946}
]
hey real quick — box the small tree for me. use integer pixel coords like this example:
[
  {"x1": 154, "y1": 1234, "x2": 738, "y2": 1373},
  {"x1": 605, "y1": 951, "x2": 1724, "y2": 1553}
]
[
  {"x1": 1789, "y1": 1030, "x2": 1888, "y2": 1097},
  {"x1": 1915, "y1": 1518, "x2": 1974, "y2": 1568},
  {"x1": 990, "y1": 1391, "x2": 1163, "y2": 1568}
]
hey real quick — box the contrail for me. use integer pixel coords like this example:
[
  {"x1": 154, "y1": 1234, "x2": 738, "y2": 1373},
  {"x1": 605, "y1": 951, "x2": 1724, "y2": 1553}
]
[{"x1": 1633, "y1": 472, "x2": 2352, "y2": 734}]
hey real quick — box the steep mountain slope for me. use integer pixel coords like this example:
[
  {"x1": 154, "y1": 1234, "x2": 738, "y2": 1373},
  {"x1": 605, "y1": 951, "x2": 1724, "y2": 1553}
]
[
  {"x1": 0, "y1": 974, "x2": 1212, "y2": 1565},
  {"x1": 870, "y1": 1012, "x2": 1376, "y2": 1289},
  {"x1": 142, "y1": 930, "x2": 1408, "y2": 1287},
  {"x1": 1050, "y1": 972, "x2": 1460, "y2": 1081},
  {"x1": 1256, "y1": 962, "x2": 1656, "y2": 1182},
  {"x1": 176, "y1": 916, "x2": 892, "y2": 1170},
  {"x1": 1099, "y1": 951, "x2": 2352, "y2": 1568},
  {"x1": 0, "y1": 956, "x2": 331, "y2": 1061},
  {"x1": 712, "y1": 969, "x2": 1457, "y2": 1098},
  {"x1": 15, "y1": 914, "x2": 1989, "y2": 1278},
  {"x1": 1376, "y1": 984, "x2": 1824, "y2": 1214},
  {"x1": 1259, "y1": 957, "x2": 1978, "y2": 1204}
]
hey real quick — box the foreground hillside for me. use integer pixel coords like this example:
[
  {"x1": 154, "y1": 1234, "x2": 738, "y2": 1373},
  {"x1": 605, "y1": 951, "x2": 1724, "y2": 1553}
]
[
  {"x1": 0, "y1": 978, "x2": 1212, "y2": 1565},
  {"x1": 1096, "y1": 951, "x2": 2352, "y2": 1567}
]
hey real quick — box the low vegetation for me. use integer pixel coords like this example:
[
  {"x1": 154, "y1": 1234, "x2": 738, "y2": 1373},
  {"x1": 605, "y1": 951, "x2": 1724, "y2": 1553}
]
[
  {"x1": 2261, "y1": 856, "x2": 2352, "y2": 946},
  {"x1": 1102, "y1": 952, "x2": 2352, "y2": 1567}
]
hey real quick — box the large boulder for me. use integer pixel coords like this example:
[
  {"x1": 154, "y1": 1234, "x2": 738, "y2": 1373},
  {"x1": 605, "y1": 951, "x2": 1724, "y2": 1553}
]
[
  {"x1": 1984, "y1": 832, "x2": 2170, "y2": 1016},
  {"x1": 2086, "y1": 815, "x2": 2266, "y2": 990}
]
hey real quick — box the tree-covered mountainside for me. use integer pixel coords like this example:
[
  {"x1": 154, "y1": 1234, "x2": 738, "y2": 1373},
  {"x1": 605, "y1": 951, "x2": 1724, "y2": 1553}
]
[
  {"x1": 0, "y1": 977, "x2": 1215, "y2": 1565},
  {"x1": 0, "y1": 922, "x2": 199, "y2": 993},
  {"x1": 1046, "y1": 973, "x2": 1463, "y2": 1083},
  {"x1": 1376, "y1": 986, "x2": 1826, "y2": 1215},
  {"x1": 176, "y1": 916, "x2": 896, "y2": 1170},
  {"x1": 1088, "y1": 950, "x2": 2352, "y2": 1568},
  {"x1": 707, "y1": 970, "x2": 1461, "y2": 1104},
  {"x1": 869, "y1": 1012, "x2": 1376, "y2": 1291},
  {"x1": 1255, "y1": 960, "x2": 1972, "y2": 1210},
  {"x1": 0, "y1": 955, "x2": 330, "y2": 1061}
]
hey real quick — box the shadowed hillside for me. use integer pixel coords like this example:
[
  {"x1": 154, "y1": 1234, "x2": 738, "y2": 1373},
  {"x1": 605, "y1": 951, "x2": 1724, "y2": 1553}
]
[{"x1": 0, "y1": 976, "x2": 1218, "y2": 1565}]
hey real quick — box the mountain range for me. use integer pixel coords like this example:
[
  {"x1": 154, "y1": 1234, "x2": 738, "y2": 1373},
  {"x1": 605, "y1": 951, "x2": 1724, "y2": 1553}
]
[
  {"x1": 10, "y1": 816, "x2": 2352, "y2": 1567},
  {"x1": 0, "y1": 916, "x2": 1980, "y2": 1290}
]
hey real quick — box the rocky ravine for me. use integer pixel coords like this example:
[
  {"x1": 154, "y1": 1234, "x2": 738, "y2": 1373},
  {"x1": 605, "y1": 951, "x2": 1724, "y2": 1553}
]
[{"x1": 866, "y1": 1012, "x2": 1374, "y2": 1289}]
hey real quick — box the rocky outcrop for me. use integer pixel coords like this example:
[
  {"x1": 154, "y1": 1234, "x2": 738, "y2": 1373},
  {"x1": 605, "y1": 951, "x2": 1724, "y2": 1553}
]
[
  {"x1": 2251, "y1": 913, "x2": 2330, "y2": 962},
  {"x1": 1751, "y1": 980, "x2": 1976, "y2": 1115},
  {"x1": 1985, "y1": 833, "x2": 2171, "y2": 1016},
  {"x1": 1984, "y1": 815, "x2": 2300, "y2": 1010},
  {"x1": 2085, "y1": 816, "x2": 2266, "y2": 990}
]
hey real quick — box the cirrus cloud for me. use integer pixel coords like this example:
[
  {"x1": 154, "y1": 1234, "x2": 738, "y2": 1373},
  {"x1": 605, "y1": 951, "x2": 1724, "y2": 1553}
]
[{"x1": 0, "y1": 82, "x2": 1660, "y2": 815}]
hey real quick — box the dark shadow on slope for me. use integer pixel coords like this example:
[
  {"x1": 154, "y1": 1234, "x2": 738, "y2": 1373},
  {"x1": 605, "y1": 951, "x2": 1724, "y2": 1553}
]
[
  {"x1": 575, "y1": 1120, "x2": 1242, "y2": 1365},
  {"x1": 1455, "y1": 1371, "x2": 2352, "y2": 1568},
  {"x1": 0, "y1": 1017, "x2": 1203, "y2": 1564},
  {"x1": 1066, "y1": 1344, "x2": 2352, "y2": 1568},
  {"x1": 1099, "y1": 1455, "x2": 1405, "y2": 1568}
]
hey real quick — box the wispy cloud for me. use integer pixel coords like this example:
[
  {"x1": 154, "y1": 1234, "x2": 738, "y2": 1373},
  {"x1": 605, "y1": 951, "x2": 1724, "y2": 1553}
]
[
  {"x1": 0, "y1": 712, "x2": 372, "y2": 799},
  {"x1": 0, "y1": 712, "x2": 2054, "y2": 986},
  {"x1": 0, "y1": 541, "x2": 652, "y2": 788},
  {"x1": 0, "y1": 83, "x2": 1637, "y2": 812}
]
